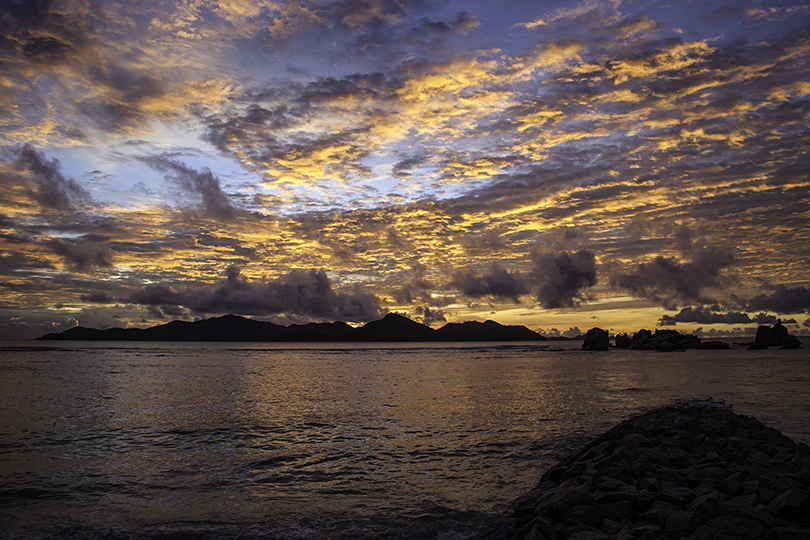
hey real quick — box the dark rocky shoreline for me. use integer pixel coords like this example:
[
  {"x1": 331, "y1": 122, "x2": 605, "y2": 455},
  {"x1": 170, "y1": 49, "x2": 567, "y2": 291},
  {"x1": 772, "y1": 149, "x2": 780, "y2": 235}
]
[{"x1": 476, "y1": 401, "x2": 810, "y2": 540}]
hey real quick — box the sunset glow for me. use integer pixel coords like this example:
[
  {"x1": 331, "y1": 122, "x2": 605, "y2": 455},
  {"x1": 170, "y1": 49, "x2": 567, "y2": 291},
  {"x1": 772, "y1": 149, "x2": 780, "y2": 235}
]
[{"x1": 1, "y1": 0, "x2": 809, "y2": 339}]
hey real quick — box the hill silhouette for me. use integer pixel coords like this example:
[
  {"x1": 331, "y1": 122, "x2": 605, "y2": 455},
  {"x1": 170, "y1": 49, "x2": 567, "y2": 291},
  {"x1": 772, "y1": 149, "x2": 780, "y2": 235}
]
[
  {"x1": 36, "y1": 313, "x2": 546, "y2": 342},
  {"x1": 344, "y1": 313, "x2": 443, "y2": 342},
  {"x1": 436, "y1": 320, "x2": 544, "y2": 341}
]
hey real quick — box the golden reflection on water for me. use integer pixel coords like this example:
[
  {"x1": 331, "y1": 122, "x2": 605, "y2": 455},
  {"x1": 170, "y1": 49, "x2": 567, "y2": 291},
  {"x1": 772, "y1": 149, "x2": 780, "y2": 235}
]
[{"x1": 1, "y1": 341, "x2": 808, "y2": 534}]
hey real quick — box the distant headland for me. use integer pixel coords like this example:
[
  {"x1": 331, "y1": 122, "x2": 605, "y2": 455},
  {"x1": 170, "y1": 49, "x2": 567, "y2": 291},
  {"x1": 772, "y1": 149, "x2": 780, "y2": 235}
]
[{"x1": 36, "y1": 313, "x2": 802, "y2": 348}]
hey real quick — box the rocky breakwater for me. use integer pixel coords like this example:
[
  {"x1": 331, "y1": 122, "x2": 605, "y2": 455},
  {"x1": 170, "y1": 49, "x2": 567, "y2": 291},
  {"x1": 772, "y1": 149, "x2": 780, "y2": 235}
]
[{"x1": 476, "y1": 401, "x2": 810, "y2": 540}]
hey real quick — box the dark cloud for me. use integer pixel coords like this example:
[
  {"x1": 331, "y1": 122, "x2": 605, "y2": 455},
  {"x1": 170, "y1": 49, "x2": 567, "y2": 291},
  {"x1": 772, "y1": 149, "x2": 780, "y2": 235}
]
[
  {"x1": 530, "y1": 250, "x2": 597, "y2": 309},
  {"x1": 753, "y1": 312, "x2": 779, "y2": 325},
  {"x1": 203, "y1": 104, "x2": 293, "y2": 153},
  {"x1": 148, "y1": 157, "x2": 240, "y2": 218},
  {"x1": 539, "y1": 326, "x2": 583, "y2": 339},
  {"x1": 79, "y1": 290, "x2": 117, "y2": 304},
  {"x1": 125, "y1": 266, "x2": 384, "y2": 321},
  {"x1": 461, "y1": 229, "x2": 506, "y2": 255},
  {"x1": 126, "y1": 283, "x2": 186, "y2": 307},
  {"x1": 22, "y1": 36, "x2": 71, "y2": 61},
  {"x1": 299, "y1": 76, "x2": 380, "y2": 105},
  {"x1": 612, "y1": 249, "x2": 734, "y2": 310},
  {"x1": 393, "y1": 261, "x2": 433, "y2": 304},
  {"x1": 0, "y1": 315, "x2": 78, "y2": 340},
  {"x1": 747, "y1": 285, "x2": 810, "y2": 314},
  {"x1": 46, "y1": 237, "x2": 112, "y2": 272},
  {"x1": 76, "y1": 70, "x2": 168, "y2": 131},
  {"x1": 450, "y1": 262, "x2": 527, "y2": 302},
  {"x1": 15, "y1": 145, "x2": 91, "y2": 212},
  {"x1": 406, "y1": 11, "x2": 480, "y2": 42},
  {"x1": 413, "y1": 306, "x2": 447, "y2": 326},
  {"x1": 658, "y1": 306, "x2": 752, "y2": 326},
  {"x1": 392, "y1": 155, "x2": 428, "y2": 177},
  {"x1": 0, "y1": 0, "x2": 83, "y2": 61}
]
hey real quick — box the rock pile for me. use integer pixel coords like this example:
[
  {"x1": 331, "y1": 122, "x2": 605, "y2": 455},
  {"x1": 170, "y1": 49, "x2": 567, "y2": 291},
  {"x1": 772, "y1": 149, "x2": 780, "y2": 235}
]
[
  {"x1": 476, "y1": 401, "x2": 810, "y2": 540},
  {"x1": 609, "y1": 329, "x2": 730, "y2": 352},
  {"x1": 750, "y1": 321, "x2": 802, "y2": 350}
]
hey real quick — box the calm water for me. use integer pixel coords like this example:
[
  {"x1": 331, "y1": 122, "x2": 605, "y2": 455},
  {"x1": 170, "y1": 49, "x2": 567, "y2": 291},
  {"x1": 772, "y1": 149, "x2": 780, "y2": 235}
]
[{"x1": 1, "y1": 340, "x2": 809, "y2": 539}]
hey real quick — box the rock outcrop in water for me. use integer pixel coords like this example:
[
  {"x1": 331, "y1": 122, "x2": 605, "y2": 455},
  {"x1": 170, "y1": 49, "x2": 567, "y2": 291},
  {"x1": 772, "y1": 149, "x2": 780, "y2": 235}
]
[
  {"x1": 476, "y1": 401, "x2": 810, "y2": 540},
  {"x1": 750, "y1": 320, "x2": 802, "y2": 350},
  {"x1": 614, "y1": 333, "x2": 632, "y2": 349},
  {"x1": 582, "y1": 328, "x2": 610, "y2": 351},
  {"x1": 608, "y1": 329, "x2": 731, "y2": 352}
]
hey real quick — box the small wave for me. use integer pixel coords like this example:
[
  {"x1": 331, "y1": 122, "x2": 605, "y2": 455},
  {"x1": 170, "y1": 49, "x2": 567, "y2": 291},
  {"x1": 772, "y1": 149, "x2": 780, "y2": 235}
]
[{"x1": 0, "y1": 346, "x2": 63, "y2": 352}]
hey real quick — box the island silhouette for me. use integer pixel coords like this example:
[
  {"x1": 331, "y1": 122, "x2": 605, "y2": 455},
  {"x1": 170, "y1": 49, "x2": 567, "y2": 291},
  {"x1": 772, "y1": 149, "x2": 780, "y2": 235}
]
[
  {"x1": 35, "y1": 314, "x2": 802, "y2": 348},
  {"x1": 36, "y1": 313, "x2": 548, "y2": 342}
]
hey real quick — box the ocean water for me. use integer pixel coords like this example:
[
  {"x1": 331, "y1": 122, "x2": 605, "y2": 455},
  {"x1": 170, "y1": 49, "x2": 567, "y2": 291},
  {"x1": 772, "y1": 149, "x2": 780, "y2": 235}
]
[{"x1": 1, "y1": 340, "x2": 808, "y2": 540}]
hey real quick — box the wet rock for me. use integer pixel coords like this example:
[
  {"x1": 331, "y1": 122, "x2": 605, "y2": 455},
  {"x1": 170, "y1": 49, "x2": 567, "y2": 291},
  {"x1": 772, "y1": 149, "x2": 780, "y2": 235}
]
[
  {"x1": 476, "y1": 400, "x2": 810, "y2": 540},
  {"x1": 770, "y1": 488, "x2": 810, "y2": 520}
]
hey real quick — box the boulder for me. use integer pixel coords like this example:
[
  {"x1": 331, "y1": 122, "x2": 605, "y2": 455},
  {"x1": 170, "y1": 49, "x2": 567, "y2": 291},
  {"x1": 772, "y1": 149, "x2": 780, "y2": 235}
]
[
  {"x1": 630, "y1": 329, "x2": 652, "y2": 349},
  {"x1": 754, "y1": 325, "x2": 775, "y2": 347},
  {"x1": 614, "y1": 333, "x2": 632, "y2": 348},
  {"x1": 582, "y1": 327, "x2": 610, "y2": 351},
  {"x1": 625, "y1": 329, "x2": 702, "y2": 351},
  {"x1": 752, "y1": 320, "x2": 802, "y2": 349}
]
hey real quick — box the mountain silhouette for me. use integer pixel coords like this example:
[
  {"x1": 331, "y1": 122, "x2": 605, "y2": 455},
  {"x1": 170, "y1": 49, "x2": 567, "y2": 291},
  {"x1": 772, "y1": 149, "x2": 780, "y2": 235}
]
[
  {"x1": 344, "y1": 312, "x2": 443, "y2": 342},
  {"x1": 36, "y1": 313, "x2": 545, "y2": 342},
  {"x1": 436, "y1": 320, "x2": 545, "y2": 341}
]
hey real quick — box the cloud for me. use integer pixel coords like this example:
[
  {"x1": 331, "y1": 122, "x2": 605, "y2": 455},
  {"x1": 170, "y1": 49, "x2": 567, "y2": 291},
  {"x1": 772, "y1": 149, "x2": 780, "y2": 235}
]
[
  {"x1": 460, "y1": 229, "x2": 506, "y2": 255},
  {"x1": 125, "y1": 266, "x2": 384, "y2": 322},
  {"x1": 15, "y1": 145, "x2": 91, "y2": 212},
  {"x1": 450, "y1": 262, "x2": 527, "y2": 302},
  {"x1": 0, "y1": 316, "x2": 79, "y2": 341},
  {"x1": 746, "y1": 285, "x2": 810, "y2": 314},
  {"x1": 407, "y1": 12, "x2": 480, "y2": 41},
  {"x1": 1, "y1": 1, "x2": 809, "y2": 334},
  {"x1": 413, "y1": 306, "x2": 447, "y2": 327},
  {"x1": 530, "y1": 250, "x2": 597, "y2": 309},
  {"x1": 393, "y1": 261, "x2": 434, "y2": 304},
  {"x1": 80, "y1": 290, "x2": 117, "y2": 304},
  {"x1": 148, "y1": 157, "x2": 240, "y2": 218},
  {"x1": 46, "y1": 237, "x2": 112, "y2": 272},
  {"x1": 658, "y1": 306, "x2": 752, "y2": 326},
  {"x1": 752, "y1": 312, "x2": 778, "y2": 325},
  {"x1": 539, "y1": 326, "x2": 582, "y2": 338},
  {"x1": 612, "y1": 248, "x2": 734, "y2": 310}
]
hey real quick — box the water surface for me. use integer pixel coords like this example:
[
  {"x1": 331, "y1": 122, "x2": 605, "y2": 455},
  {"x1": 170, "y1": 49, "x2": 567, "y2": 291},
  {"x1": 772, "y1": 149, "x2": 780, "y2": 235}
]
[{"x1": 1, "y1": 341, "x2": 808, "y2": 539}]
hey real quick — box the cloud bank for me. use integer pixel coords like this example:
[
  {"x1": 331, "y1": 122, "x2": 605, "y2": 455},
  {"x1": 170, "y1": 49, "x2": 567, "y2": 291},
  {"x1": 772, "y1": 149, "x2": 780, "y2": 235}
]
[{"x1": 122, "y1": 266, "x2": 384, "y2": 322}]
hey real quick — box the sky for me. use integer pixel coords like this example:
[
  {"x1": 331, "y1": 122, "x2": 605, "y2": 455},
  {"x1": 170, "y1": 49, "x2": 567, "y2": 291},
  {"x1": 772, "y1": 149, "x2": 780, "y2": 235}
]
[{"x1": 1, "y1": 0, "x2": 809, "y2": 340}]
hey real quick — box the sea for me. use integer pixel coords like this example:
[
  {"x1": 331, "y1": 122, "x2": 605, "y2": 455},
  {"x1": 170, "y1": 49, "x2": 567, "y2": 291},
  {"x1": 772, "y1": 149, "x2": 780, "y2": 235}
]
[{"x1": 1, "y1": 340, "x2": 808, "y2": 540}]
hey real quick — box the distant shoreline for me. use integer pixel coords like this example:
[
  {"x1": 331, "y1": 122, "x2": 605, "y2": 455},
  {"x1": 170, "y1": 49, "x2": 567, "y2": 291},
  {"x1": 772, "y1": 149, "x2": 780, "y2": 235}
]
[{"x1": 33, "y1": 312, "x2": 804, "y2": 347}]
